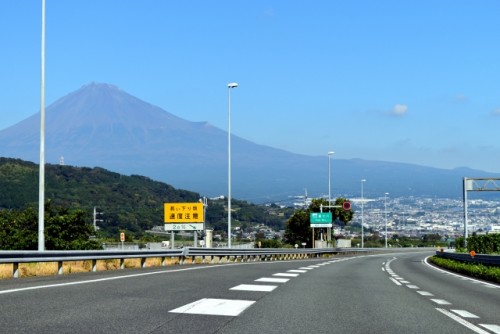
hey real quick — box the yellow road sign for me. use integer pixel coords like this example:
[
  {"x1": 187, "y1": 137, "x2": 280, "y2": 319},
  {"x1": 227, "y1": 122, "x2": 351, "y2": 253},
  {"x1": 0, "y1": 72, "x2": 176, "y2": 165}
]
[{"x1": 164, "y1": 202, "x2": 204, "y2": 223}]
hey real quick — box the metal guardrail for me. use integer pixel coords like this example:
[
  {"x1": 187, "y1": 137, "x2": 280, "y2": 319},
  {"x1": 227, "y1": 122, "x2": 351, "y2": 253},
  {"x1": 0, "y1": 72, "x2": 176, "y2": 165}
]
[
  {"x1": 0, "y1": 247, "x2": 369, "y2": 279},
  {"x1": 434, "y1": 251, "x2": 500, "y2": 266}
]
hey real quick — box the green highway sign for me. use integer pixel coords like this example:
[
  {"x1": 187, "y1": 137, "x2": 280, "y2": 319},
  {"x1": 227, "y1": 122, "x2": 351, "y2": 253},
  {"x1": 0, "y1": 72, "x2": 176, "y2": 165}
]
[{"x1": 310, "y1": 212, "x2": 332, "y2": 227}]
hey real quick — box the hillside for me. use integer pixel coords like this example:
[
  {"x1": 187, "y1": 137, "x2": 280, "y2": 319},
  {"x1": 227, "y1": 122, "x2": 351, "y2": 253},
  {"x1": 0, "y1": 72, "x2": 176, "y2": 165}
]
[{"x1": 0, "y1": 158, "x2": 291, "y2": 237}]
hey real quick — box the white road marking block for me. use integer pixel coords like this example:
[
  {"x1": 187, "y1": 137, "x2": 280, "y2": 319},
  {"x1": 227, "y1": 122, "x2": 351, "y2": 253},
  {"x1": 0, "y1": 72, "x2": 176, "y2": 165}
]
[
  {"x1": 480, "y1": 324, "x2": 500, "y2": 334},
  {"x1": 417, "y1": 291, "x2": 434, "y2": 296},
  {"x1": 407, "y1": 285, "x2": 420, "y2": 289},
  {"x1": 431, "y1": 299, "x2": 451, "y2": 305},
  {"x1": 389, "y1": 278, "x2": 402, "y2": 286},
  {"x1": 435, "y1": 308, "x2": 490, "y2": 334},
  {"x1": 298, "y1": 267, "x2": 313, "y2": 270},
  {"x1": 451, "y1": 310, "x2": 479, "y2": 318},
  {"x1": 169, "y1": 298, "x2": 255, "y2": 316},
  {"x1": 287, "y1": 270, "x2": 308, "y2": 273},
  {"x1": 255, "y1": 277, "x2": 289, "y2": 283},
  {"x1": 230, "y1": 284, "x2": 277, "y2": 292},
  {"x1": 273, "y1": 273, "x2": 300, "y2": 277}
]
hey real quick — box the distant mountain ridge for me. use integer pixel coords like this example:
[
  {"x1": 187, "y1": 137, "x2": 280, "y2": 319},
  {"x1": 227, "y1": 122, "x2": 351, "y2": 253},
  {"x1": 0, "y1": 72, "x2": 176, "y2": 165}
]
[{"x1": 1, "y1": 83, "x2": 498, "y2": 202}]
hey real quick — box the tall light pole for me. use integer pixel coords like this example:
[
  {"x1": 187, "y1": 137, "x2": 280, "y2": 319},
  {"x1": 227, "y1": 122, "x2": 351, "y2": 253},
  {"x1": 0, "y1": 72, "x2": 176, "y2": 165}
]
[
  {"x1": 327, "y1": 151, "x2": 334, "y2": 203},
  {"x1": 327, "y1": 151, "x2": 334, "y2": 245},
  {"x1": 384, "y1": 192, "x2": 389, "y2": 248},
  {"x1": 361, "y1": 179, "x2": 366, "y2": 248},
  {"x1": 38, "y1": 0, "x2": 46, "y2": 251},
  {"x1": 227, "y1": 82, "x2": 238, "y2": 248}
]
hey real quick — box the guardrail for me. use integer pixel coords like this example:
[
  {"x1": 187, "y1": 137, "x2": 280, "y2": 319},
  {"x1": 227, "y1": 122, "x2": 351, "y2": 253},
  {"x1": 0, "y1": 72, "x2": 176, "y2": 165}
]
[
  {"x1": 0, "y1": 247, "x2": 373, "y2": 279},
  {"x1": 434, "y1": 251, "x2": 500, "y2": 266}
]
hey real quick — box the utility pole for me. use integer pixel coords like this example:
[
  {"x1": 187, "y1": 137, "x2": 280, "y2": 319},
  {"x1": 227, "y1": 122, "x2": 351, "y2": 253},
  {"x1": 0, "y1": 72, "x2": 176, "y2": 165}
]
[{"x1": 93, "y1": 207, "x2": 103, "y2": 231}]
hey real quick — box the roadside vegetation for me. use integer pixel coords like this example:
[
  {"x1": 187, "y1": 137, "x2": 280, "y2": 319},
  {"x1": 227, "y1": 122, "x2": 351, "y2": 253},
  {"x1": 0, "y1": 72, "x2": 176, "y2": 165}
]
[
  {"x1": 429, "y1": 234, "x2": 500, "y2": 284},
  {"x1": 428, "y1": 256, "x2": 500, "y2": 284}
]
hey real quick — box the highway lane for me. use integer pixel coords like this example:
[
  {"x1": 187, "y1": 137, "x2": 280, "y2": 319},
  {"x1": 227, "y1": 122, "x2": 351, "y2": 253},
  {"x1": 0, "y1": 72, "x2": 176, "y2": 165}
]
[
  {"x1": 0, "y1": 251, "x2": 498, "y2": 333},
  {"x1": 387, "y1": 253, "x2": 500, "y2": 333}
]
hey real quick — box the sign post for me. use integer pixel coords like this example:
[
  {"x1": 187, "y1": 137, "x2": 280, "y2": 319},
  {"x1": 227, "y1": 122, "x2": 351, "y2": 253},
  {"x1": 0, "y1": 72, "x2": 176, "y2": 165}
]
[
  {"x1": 310, "y1": 212, "x2": 333, "y2": 227},
  {"x1": 310, "y1": 212, "x2": 332, "y2": 248},
  {"x1": 164, "y1": 202, "x2": 204, "y2": 228},
  {"x1": 164, "y1": 202, "x2": 205, "y2": 249}
]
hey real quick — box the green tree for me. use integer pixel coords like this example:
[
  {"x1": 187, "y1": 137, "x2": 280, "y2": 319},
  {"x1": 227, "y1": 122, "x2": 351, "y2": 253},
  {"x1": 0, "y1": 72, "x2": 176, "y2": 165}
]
[
  {"x1": 0, "y1": 203, "x2": 101, "y2": 250},
  {"x1": 45, "y1": 204, "x2": 102, "y2": 250},
  {"x1": 284, "y1": 197, "x2": 354, "y2": 247},
  {"x1": 284, "y1": 210, "x2": 311, "y2": 247}
]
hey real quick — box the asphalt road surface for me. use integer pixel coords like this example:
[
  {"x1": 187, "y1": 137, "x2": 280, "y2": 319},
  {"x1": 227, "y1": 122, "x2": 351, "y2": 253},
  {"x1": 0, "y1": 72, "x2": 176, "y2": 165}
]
[{"x1": 0, "y1": 251, "x2": 498, "y2": 334}]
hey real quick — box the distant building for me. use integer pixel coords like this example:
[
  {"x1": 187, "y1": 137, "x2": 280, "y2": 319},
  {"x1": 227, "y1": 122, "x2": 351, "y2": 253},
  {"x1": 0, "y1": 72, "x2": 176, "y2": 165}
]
[{"x1": 486, "y1": 225, "x2": 500, "y2": 234}]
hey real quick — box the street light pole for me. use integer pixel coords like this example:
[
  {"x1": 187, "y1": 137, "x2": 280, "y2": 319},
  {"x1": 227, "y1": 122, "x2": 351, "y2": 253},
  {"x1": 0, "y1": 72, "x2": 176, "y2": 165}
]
[
  {"x1": 38, "y1": 0, "x2": 46, "y2": 251},
  {"x1": 384, "y1": 192, "x2": 389, "y2": 248},
  {"x1": 328, "y1": 151, "x2": 334, "y2": 204},
  {"x1": 361, "y1": 179, "x2": 366, "y2": 248},
  {"x1": 327, "y1": 151, "x2": 334, "y2": 246},
  {"x1": 227, "y1": 82, "x2": 238, "y2": 248}
]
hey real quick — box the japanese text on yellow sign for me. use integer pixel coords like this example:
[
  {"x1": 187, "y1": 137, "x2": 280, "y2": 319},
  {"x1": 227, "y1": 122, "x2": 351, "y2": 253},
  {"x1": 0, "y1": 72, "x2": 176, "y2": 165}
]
[{"x1": 164, "y1": 202, "x2": 204, "y2": 223}]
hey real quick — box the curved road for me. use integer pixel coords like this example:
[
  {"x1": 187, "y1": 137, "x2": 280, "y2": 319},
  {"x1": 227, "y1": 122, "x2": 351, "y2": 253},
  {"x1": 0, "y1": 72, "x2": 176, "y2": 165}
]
[{"x1": 0, "y1": 251, "x2": 498, "y2": 333}]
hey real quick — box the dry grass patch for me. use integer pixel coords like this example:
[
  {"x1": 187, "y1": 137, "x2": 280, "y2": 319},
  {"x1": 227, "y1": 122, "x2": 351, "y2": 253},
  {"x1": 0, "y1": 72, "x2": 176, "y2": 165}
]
[{"x1": 0, "y1": 256, "x2": 185, "y2": 280}]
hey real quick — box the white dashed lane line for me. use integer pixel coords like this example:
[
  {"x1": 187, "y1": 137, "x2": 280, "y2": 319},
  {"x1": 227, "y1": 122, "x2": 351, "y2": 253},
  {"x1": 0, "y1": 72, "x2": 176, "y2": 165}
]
[
  {"x1": 287, "y1": 269, "x2": 308, "y2": 273},
  {"x1": 451, "y1": 309, "x2": 480, "y2": 318},
  {"x1": 168, "y1": 257, "x2": 355, "y2": 318},
  {"x1": 255, "y1": 277, "x2": 289, "y2": 283},
  {"x1": 436, "y1": 308, "x2": 491, "y2": 334},
  {"x1": 416, "y1": 291, "x2": 434, "y2": 296},
  {"x1": 389, "y1": 278, "x2": 402, "y2": 286},
  {"x1": 169, "y1": 264, "x2": 309, "y2": 316},
  {"x1": 431, "y1": 299, "x2": 452, "y2": 305},
  {"x1": 169, "y1": 298, "x2": 256, "y2": 316},
  {"x1": 230, "y1": 284, "x2": 277, "y2": 292},
  {"x1": 273, "y1": 273, "x2": 300, "y2": 277},
  {"x1": 385, "y1": 257, "x2": 500, "y2": 334}
]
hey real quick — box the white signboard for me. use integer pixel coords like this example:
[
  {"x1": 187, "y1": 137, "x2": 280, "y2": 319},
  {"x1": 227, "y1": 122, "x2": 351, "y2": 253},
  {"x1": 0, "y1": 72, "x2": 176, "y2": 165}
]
[{"x1": 164, "y1": 223, "x2": 204, "y2": 231}]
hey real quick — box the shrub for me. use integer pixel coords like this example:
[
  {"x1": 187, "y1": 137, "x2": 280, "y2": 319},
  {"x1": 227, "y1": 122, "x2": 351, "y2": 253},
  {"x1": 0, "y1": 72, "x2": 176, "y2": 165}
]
[{"x1": 429, "y1": 256, "x2": 500, "y2": 284}]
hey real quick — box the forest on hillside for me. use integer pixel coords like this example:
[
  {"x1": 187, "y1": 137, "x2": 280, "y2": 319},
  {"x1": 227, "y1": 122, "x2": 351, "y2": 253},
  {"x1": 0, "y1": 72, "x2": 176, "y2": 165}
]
[{"x1": 0, "y1": 158, "x2": 292, "y2": 239}]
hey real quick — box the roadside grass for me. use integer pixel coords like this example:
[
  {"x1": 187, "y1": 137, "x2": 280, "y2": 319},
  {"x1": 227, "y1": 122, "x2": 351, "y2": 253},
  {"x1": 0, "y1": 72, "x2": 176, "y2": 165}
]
[
  {"x1": 0, "y1": 257, "x2": 181, "y2": 279},
  {"x1": 429, "y1": 256, "x2": 500, "y2": 284}
]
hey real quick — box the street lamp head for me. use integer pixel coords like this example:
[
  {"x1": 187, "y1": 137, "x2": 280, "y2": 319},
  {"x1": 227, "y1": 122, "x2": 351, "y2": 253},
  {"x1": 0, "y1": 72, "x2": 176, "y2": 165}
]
[
  {"x1": 328, "y1": 151, "x2": 334, "y2": 156},
  {"x1": 361, "y1": 179, "x2": 366, "y2": 182},
  {"x1": 228, "y1": 82, "x2": 238, "y2": 88}
]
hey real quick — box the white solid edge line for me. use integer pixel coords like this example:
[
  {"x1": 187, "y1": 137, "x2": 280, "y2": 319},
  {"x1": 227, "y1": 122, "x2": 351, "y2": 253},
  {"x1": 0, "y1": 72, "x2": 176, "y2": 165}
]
[
  {"x1": 435, "y1": 308, "x2": 490, "y2": 334},
  {"x1": 479, "y1": 324, "x2": 500, "y2": 334}
]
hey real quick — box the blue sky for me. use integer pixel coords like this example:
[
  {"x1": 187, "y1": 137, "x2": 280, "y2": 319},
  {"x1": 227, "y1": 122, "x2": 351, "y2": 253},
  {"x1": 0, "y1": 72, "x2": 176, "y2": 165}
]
[{"x1": 1, "y1": 1, "x2": 500, "y2": 172}]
